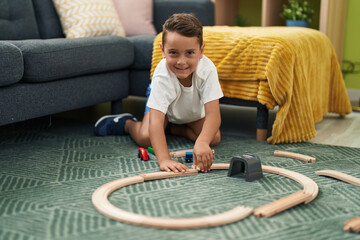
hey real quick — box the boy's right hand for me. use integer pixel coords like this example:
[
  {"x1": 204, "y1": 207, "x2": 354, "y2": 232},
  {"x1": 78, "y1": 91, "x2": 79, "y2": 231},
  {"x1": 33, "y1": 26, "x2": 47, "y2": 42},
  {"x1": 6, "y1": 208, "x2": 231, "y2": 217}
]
[{"x1": 159, "y1": 159, "x2": 188, "y2": 173}]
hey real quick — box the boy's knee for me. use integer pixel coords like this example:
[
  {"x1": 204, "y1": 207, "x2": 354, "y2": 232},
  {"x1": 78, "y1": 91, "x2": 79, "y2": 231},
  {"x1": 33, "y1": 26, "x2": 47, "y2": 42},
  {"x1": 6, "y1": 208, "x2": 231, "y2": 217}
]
[
  {"x1": 210, "y1": 131, "x2": 221, "y2": 146},
  {"x1": 137, "y1": 129, "x2": 151, "y2": 147}
]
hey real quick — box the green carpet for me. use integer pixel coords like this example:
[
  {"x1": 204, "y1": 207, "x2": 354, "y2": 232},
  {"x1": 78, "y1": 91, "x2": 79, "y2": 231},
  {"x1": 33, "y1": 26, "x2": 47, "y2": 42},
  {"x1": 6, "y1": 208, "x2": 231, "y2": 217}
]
[{"x1": 0, "y1": 117, "x2": 359, "y2": 240}]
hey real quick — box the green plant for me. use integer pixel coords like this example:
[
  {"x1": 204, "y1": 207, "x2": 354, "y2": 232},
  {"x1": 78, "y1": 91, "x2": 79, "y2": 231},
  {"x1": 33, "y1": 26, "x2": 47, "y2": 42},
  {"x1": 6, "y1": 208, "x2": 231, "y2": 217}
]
[
  {"x1": 281, "y1": 0, "x2": 314, "y2": 22},
  {"x1": 235, "y1": 14, "x2": 246, "y2": 27}
]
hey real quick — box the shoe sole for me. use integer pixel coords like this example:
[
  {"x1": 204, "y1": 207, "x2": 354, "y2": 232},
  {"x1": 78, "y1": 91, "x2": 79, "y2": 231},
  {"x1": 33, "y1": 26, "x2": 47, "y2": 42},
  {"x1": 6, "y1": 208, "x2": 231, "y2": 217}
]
[{"x1": 94, "y1": 113, "x2": 133, "y2": 128}]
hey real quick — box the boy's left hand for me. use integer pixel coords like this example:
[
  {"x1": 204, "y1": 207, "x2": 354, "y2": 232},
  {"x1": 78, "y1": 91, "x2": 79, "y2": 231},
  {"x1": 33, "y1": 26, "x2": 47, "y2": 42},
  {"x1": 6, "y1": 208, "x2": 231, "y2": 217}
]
[{"x1": 193, "y1": 141, "x2": 213, "y2": 173}]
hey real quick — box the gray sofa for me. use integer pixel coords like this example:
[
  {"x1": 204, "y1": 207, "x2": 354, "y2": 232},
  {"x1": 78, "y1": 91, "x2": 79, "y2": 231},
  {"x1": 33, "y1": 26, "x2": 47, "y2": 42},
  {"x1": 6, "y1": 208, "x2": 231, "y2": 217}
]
[{"x1": 0, "y1": 0, "x2": 214, "y2": 126}]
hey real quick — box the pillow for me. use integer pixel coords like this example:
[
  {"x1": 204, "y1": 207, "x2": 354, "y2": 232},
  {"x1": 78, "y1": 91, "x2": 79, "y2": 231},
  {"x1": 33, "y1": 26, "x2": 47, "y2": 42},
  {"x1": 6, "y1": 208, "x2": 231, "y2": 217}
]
[
  {"x1": 52, "y1": 0, "x2": 125, "y2": 38},
  {"x1": 113, "y1": 0, "x2": 157, "y2": 36}
]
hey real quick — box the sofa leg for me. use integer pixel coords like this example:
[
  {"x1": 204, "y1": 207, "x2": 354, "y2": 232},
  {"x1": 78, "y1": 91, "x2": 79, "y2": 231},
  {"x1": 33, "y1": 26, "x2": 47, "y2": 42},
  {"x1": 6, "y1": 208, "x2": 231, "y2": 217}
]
[
  {"x1": 111, "y1": 99, "x2": 123, "y2": 114},
  {"x1": 256, "y1": 107, "x2": 269, "y2": 141}
]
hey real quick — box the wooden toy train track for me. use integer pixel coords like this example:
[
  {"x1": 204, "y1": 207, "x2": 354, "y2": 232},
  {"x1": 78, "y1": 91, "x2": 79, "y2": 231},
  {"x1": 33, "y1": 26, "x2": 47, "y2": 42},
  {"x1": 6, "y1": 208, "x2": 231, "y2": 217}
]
[
  {"x1": 274, "y1": 150, "x2": 316, "y2": 163},
  {"x1": 344, "y1": 217, "x2": 360, "y2": 233},
  {"x1": 92, "y1": 163, "x2": 318, "y2": 229},
  {"x1": 315, "y1": 169, "x2": 360, "y2": 233},
  {"x1": 315, "y1": 170, "x2": 360, "y2": 186}
]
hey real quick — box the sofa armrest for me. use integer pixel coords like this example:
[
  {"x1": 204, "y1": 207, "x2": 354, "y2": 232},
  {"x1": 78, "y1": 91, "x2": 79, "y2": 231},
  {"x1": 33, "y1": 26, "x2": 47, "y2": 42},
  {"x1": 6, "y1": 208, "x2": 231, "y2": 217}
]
[
  {"x1": 0, "y1": 42, "x2": 24, "y2": 87},
  {"x1": 153, "y1": 0, "x2": 215, "y2": 33}
]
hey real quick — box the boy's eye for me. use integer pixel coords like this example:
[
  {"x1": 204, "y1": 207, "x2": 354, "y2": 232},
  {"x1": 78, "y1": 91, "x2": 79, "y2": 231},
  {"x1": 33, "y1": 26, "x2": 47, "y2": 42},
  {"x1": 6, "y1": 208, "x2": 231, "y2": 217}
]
[
  {"x1": 187, "y1": 51, "x2": 195, "y2": 55},
  {"x1": 169, "y1": 51, "x2": 177, "y2": 55}
]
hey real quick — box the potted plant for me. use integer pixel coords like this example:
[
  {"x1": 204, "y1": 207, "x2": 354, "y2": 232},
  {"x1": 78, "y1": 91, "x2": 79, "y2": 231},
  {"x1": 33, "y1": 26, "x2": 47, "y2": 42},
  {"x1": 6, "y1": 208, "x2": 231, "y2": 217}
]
[{"x1": 281, "y1": 0, "x2": 314, "y2": 27}]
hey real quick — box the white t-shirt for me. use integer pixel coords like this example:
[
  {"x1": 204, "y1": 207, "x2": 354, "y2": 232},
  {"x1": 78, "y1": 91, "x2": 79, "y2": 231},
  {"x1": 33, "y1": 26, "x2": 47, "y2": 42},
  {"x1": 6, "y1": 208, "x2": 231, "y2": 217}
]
[{"x1": 147, "y1": 55, "x2": 223, "y2": 124}]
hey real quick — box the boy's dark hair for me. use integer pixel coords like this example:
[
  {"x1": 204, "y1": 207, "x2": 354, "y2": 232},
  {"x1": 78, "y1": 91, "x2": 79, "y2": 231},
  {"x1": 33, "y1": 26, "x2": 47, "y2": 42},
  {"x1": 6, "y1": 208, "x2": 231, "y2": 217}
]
[{"x1": 162, "y1": 13, "x2": 203, "y2": 48}]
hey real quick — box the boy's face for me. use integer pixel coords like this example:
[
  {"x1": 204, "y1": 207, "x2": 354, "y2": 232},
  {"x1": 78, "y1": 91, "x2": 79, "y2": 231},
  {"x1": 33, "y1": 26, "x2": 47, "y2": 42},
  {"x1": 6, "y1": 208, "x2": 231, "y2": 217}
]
[{"x1": 161, "y1": 31, "x2": 204, "y2": 83}]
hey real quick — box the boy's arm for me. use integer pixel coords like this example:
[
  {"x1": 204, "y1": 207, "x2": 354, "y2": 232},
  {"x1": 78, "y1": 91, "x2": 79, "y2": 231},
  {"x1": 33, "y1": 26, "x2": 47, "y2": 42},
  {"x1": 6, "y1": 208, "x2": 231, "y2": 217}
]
[
  {"x1": 149, "y1": 108, "x2": 188, "y2": 172},
  {"x1": 193, "y1": 99, "x2": 221, "y2": 172}
]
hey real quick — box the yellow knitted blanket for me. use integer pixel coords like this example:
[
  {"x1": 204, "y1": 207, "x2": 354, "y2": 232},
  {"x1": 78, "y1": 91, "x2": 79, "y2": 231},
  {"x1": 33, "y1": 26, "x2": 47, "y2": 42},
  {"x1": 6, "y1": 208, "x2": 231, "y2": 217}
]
[{"x1": 151, "y1": 26, "x2": 352, "y2": 144}]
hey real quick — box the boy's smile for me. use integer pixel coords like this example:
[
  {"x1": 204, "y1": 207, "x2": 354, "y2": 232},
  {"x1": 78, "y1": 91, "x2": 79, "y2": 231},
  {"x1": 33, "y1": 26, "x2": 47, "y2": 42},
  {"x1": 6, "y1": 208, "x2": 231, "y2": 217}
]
[{"x1": 161, "y1": 31, "x2": 204, "y2": 86}]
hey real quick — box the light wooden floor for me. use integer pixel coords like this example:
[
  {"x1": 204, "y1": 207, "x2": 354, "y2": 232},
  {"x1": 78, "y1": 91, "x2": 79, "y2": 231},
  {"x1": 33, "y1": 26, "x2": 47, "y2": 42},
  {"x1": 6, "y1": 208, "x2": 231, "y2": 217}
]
[
  {"x1": 123, "y1": 97, "x2": 360, "y2": 148},
  {"x1": 220, "y1": 104, "x2": 360, "y2": 148},
  {"x1": 309, "y1": 112, "x2": 360, "y2": 147}
]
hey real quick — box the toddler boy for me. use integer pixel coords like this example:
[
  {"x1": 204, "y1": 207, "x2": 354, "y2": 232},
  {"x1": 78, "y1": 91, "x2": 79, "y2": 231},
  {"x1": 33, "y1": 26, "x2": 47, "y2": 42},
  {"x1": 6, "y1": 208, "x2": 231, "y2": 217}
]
[{"x1": 95, "y1": 13, "x2": 223, "y2": 173}]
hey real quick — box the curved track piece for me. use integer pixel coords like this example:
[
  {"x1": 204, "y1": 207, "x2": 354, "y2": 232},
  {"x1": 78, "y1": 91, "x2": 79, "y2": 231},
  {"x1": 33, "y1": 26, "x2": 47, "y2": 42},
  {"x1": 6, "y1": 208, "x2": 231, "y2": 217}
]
[
  {"x1": 254, "y1": 165, "x2": 318, "y2": 217},
  {"x1": 92, "y1": 163, "x2": 319, "y2": 228},
  {"x1": 212, "y1": 164, "x2": 319, "y2": 210},
  {"x1": 344, "y1": 217, "x2": 360, "y2": 233},
  {"x1": 92, "y1": 168, "x2": 252, "y2": 229},
  {"x1": 274, "y1": 150, "x2": 316, "y2": 163},
  {"x1": 315, "y1": 170, "x2": 360, "y2": 186}
]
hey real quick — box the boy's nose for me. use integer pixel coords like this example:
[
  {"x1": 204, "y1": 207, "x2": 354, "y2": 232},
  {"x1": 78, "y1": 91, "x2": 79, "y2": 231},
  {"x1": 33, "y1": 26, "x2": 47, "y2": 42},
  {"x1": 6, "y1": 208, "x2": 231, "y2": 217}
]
[{"x1": 177, "y1": 57, "x2": 186, "y2": 65}]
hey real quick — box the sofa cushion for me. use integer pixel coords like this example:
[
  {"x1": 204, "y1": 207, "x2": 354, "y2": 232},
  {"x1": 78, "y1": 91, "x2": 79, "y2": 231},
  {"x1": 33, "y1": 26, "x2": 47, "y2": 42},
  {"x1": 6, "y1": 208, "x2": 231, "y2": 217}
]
[
  {"x1": 127, "y1": 35, "x2": 156, "y2": 70},
  {"x1": 0, "y1": 0, "x2": 40, "y2": 40},
  {"x1": 11, "y1": 36, "x2": 134, "y2": 82},
  {"x1": 0, "y1": 42, "x2": 23, "y2": 87},
  {"x1": 31, "y1": 0, "x2": 64, "y2": 39},
  {"x1": 52, "y1": 0, "x2": 125, "y2": 39},
  {"x1": 113, "y1": 0, "x2": 156, "y2": 36}
]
